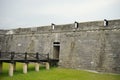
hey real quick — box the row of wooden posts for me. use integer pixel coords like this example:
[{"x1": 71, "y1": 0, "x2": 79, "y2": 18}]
[{"x1": 0, "y1": 62, "x2": 50, "y2": 77}]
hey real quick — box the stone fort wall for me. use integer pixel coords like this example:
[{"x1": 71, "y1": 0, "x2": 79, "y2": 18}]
[{"x1": 0, "y1": 19, "x2": 120, "y2": 73}]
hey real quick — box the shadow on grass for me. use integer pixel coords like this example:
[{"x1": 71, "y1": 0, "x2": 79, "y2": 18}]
[
  {"x1": 0, "y1": 71, "x2": 8, "y2": 77},
  {"x1": 28, "y1": 66, "x2": 46, "y2": 72}
]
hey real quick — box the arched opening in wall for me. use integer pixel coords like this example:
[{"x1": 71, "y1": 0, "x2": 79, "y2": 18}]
[{"x1": 53, "y1": 42, "x2": 60, "y2": 59}]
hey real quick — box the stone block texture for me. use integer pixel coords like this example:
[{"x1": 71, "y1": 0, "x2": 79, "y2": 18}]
[{"x1": 0, "y1": 19, "x2": 120, "y2": 73}]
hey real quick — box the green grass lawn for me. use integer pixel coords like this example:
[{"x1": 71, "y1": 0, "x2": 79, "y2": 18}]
[{"x1": 0, "y1": 63, "x2": 120, "y2": 80}]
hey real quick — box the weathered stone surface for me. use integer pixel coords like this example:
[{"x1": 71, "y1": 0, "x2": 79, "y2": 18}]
[
  {"x1": 46, "y1": 62, "x2": 50, "y2": 70},
  {"x1": 9, "y1": 63, "x2": 14, "y2": 77},
  {"x1": 23, "y1": 63, "x2": 27, "y2": 74},
  {"x1": 35, "y1": 63, "x2": 39, "y2": 72},
  {"x1": 0, "y1": 19, "x2": 120, "y2": 73}
]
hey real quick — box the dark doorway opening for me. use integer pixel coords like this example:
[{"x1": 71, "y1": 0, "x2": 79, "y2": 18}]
[
  {"x1": 53, "y1": 42, "x2": 60, "y2": 59},
  {"x1": 51, "y1": 42, "x2": 60, "y2": 67},
  {"x1": 53, "y1": 46, "x2": 60, "y2": 59}
]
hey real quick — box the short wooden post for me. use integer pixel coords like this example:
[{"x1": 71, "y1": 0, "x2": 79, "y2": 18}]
[
  {"x1": 11, "y1": 52, "x2": 14, "y2": 60},
  {"x1": 9, "y1": 63, "x2": 14, "y2": 77},
  {"x1": 25, "y1": 52, "x2": 27, "y2": 60},
  {"x1": 13, "y1": 62, "x2": 16, "y2": 72},
  {"x1": 0, "y1": 62, "x2": 3, "y2": 73},
  {"x1": 0, "y1": 51, "x2": 1, "y2": 58},
  {"x1": 36, "y1": 52, "x2": 39, "y2": 60},
  {"x1": 46, "y1": 62, "x2": 50, "y2": 70},
  {"x1": 35, "y1": 63, "x2": 39, "y2": 72},
  {"x1": 23, "y1": 63, "x2": 27, "y2": 74}
]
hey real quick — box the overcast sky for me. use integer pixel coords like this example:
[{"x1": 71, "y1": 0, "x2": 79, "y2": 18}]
[{"x1": 0, "y1": 0, "x2": 120, "y2": 29}]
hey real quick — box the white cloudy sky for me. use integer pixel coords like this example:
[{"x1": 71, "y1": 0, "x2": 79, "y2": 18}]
[{"x1": 0, "y1": 0, "x2": 120, "y2": 29}]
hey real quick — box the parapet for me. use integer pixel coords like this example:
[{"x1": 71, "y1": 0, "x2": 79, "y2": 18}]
[{"x1": 2, "y1": 19, "x2": 120, "y2": 35}]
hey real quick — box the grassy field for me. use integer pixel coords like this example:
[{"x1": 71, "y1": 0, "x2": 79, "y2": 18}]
[{"x1": 0, "y1": 63, "x2": 120, "y2": 80}]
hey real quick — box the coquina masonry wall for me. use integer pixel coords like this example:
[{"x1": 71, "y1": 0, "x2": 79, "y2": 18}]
[
  {"x1": 0, "y1": 19, "x2": 120, "y2": 73},
  {"x1": 0, "y1": 30, "x2": 8, "y2": 52}
]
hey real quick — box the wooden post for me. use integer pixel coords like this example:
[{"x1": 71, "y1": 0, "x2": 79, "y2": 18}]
[
  {"x1": 23, "y1": 63, "x2": 27, "y2": 74},
  {"x1": 11, "y1": 52, "x2": 14, "y2": 60},
  {"x1": 47, "y1": 53, "x2": 49, "y2": 60},
  {"x1": 0, "y1": 51, "x2": 1, "y2": 58},
  {"x1": 35, "y1": 63, "x2": 39, "y2": 72},
  {"x1": 46, "y1": 62, "x2": 50, "y2": 70},
  {"x1": 36, "y1": 52, "x2": 39, "y2": 60},
  {"x1": 13, "y1": 62, "x2": 16, "y2": 72},
  {"x1": 0, "y1": 62, "x2": 2, "y2": 73},
  {"x1": 25, "y1": 52, "x2": 27, "y2": 60},
  {"x1": 9, "y1": 63, "x2": 14, "y2": 77}
]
